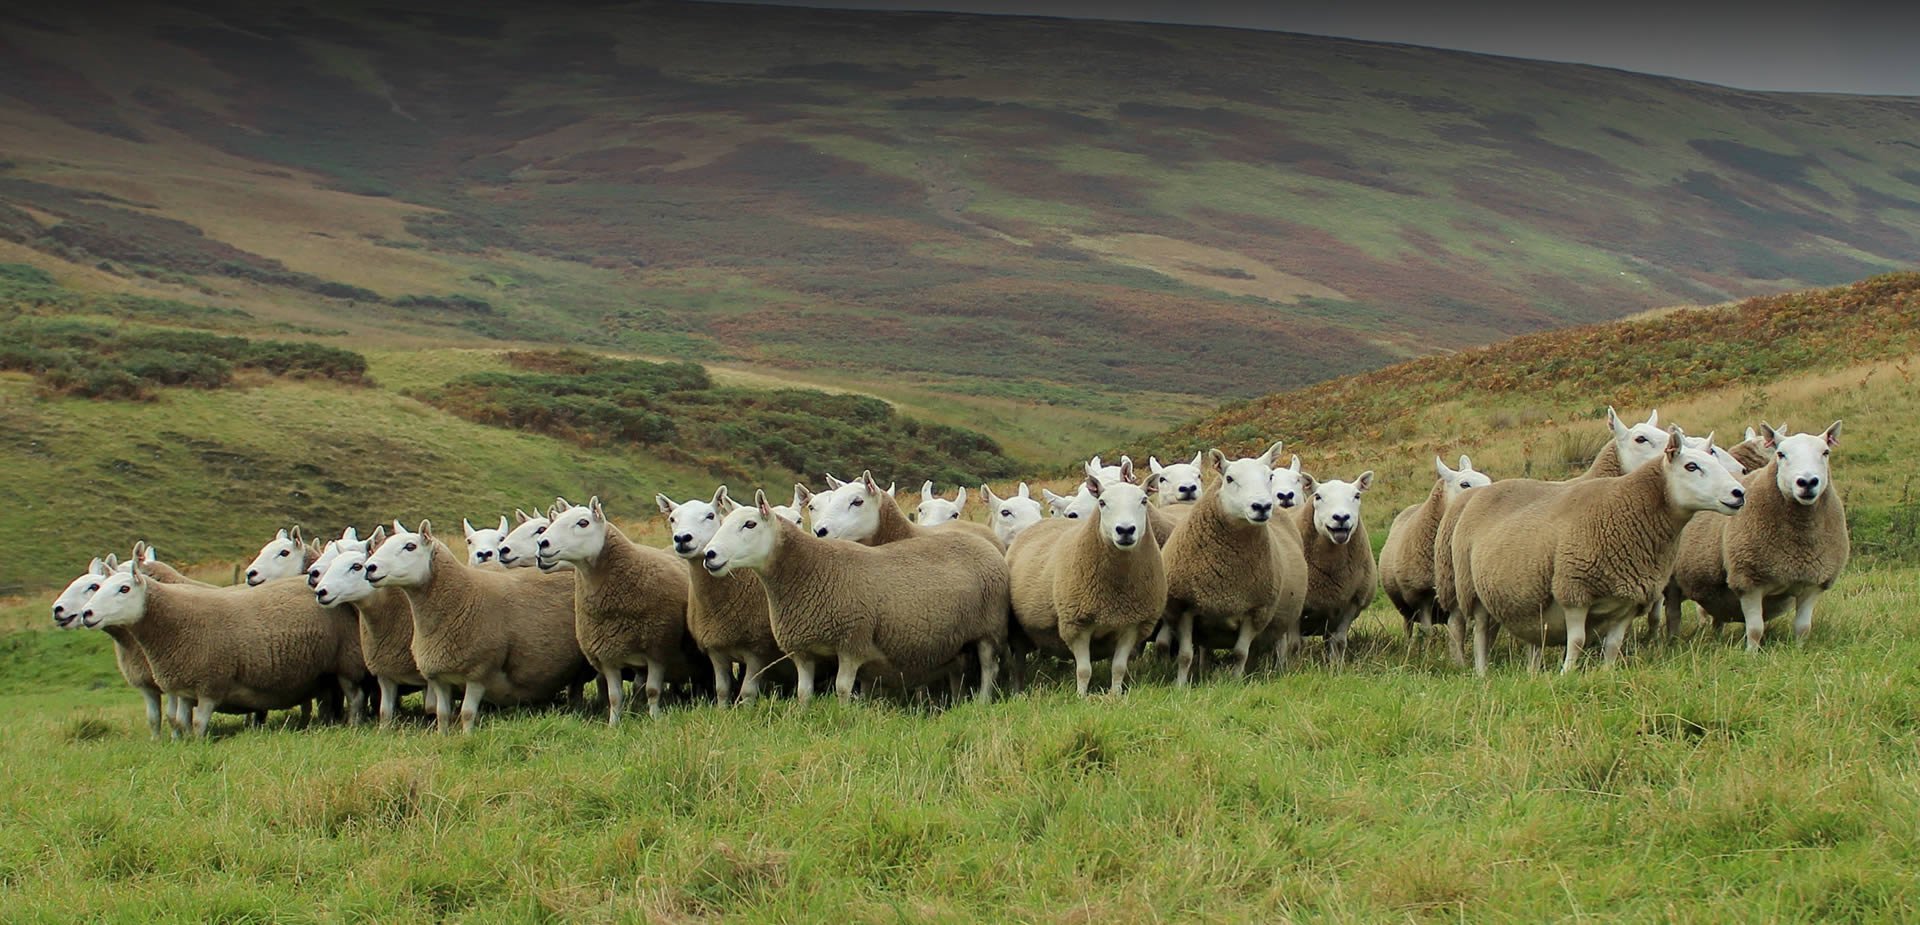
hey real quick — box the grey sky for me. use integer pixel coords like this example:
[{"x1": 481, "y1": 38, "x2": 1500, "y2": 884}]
[{"x1": 707, "y1": 0, "x2": 1920, "y2": 96}]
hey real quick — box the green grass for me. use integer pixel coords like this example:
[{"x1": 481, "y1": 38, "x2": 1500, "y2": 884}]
[{"x1": 1, "y1": 568, "x2": 1914, "y2": 921}]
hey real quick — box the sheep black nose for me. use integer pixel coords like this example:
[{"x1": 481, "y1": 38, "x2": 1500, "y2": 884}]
[
  {"x1": 1275, "y1": 492, "x2": 1294, "y2": 503},
  {"x1": 1332, "y1": 513, "x2": 1352, "y2": 524},
  {"x1": 815, "y1": 527, "x2": 829, "y2": 537},
  {"x1": 1115, "y1": 524, "x2": 1137, "y2": 539},
  {"x1": 246, "y1": 569, "x2": 258, "y2": 580},
  {"x1": 476, "y1": 550, "x2": 492, "y2": 561},
  {"x1": 704, "y1": 549, "x2": 717, "y2": 560},
  {"x1": 81, "y1": 610, "x2": 93, "y2": 620},
  {"x1": 52, "y1": 605, "x2": 65, "y2": 619},
  {"x1": 675, "y1": 533, "x2": 692, "y2": 544},
  {"x1": 499, "y1": 545, "x2": 513, "y2": 556},
  {"x1": 1731, "y1": 487, "x2": 1746, "y2": 500},
  {"x1": 1796, "y1": 477, "x2": 1819, "y2": 490}
]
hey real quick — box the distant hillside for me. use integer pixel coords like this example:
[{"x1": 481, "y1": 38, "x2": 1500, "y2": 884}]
[{"x1": 1, "y1": 2, "x2": 1917, "y2": 403}]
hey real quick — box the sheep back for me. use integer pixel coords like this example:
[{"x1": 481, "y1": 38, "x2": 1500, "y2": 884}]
[{"x1": 571, "y1": 525, "x2": 693, "y2": 675}]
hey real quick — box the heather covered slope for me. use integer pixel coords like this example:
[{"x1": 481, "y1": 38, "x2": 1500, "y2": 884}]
[{"x1": 2, "y1": 1, "x2": 1917, "y2": 402}]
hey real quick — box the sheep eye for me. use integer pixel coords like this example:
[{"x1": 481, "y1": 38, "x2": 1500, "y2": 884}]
[
  {"x1": 1822, "y1": 450, "x2": 1830, "y2": 457},
  {"x1": 745, "y1": 521, "x2": 757, "y2": 529},
  {"x1": 404, "y1": 543, "x2": 417, "y2": 552},
  {"x1": 278, "y1": 550, "x2": 290, "y2": 557},
  {"x1": 1460, "y1": 481, "x2": 1471, "y2": 488},
  {"x1": 850, "y1": 498, "x2": 864, "y2": 507},
  {"x1": 88, "y1": 583, "x2": 100, "y2": 592},
  {"x1": 350, "y1": 563, "x2": 363, "y2": 572},
  {"x1": 1685, "y1": 462, "x2": 1700, "y2": 473},
  {"x1": 705, "y1": 512, "x2": 714, "y2": 520},
  {"x1": 576, "y1": 519, "x2": 590, "y2": 529},
  {"x1": 1000, "y1": 509, "x2": 1011, "y2": 517},
  {"x1": 118, "y1": 585, "x2": 130, "y2": 594}
]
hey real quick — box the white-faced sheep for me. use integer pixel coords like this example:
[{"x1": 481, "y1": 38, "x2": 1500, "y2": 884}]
[
  {"x1": 54, "y1": 549, "x2": 210, "y2": 737},
  {"x1": 80, "y1": 544, "x2": 368, "y2": 737},
  {"x1": 659, "y1": 487, "x2": 793, "y2": 705},
  {"x1": 814, "y1": 471, "x2": 1005, "y2": 551},
  {"x1": 363, "y1": 521, "x2": 589, "y2": 732},
  {"x1": 1007, "y1": 471, "x2": 1167, "y2": 695},
  {"x1": 313, "y1": 527, "x2": 429, "y2": 728},
  {"x1": 496, "y1": 509, "x2": 550, "y2": 568},
  {"x1": 1581, "y1": 408, "x2": 1670, "y2": 479},
  {"x1": 1161, "y1": 442, "x2": 1308, "y2": 684},
  {"x1": 1667, "y1": 422, "x2": 1848, "y2": 649},
  {"x1": 304, "y1": 527, "x2": 364, "y2": 589},
  {"x1": 244, "y1": 526, "x2": 310, "y2": 586},
  {"x1": 981, "y1": 483, "x2": 1045, "y2": 549},
  {"x1": 463, "y1": 515, "x2": 510, "y2": 567},
  {"x1": 1148, "y1": 451, "x2": 1206, "y2": 505},
  {"x1": 537, "y1": 497, "x2": 695, "y2": 723},
  {"x1": 701, "y1": 489, "x2": 1009, "y2": 704},
  {"x1": 1447, "y1": 429, "x2": 1746, "y2": 675},
  {"x1": 915, "y1": 482, "x2": 967, "y2": 525},
  {"x1": 1293, "y1": 470, "x2": 1378, "y2": 667},
  {"x1": 1379, "y1": 455, "x2": 1491, "y2": 660}
]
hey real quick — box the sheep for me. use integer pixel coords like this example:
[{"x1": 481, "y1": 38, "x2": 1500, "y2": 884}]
[
  {"x1": 701, "y1": 489, "x2": 1009, "y2": 704},
  {"x1": 1726, "y1": 426, "x2": 1771, "y2": 473},
  {"x1": 1007, "y1": 472, "x2": 1167, "y2": 695},
  {"x1": 1446, "y1": 429, "x2": 1746, "y2": 675},
  {"x1": 1667, "y1": 422, "x2": 1848, "y2": 649},
  {"x1": 54, "y1": 550, "x2": 208, "y2": 737},
  {"x1": 79, "y1": 543, "x2": 368, "y2": 737},
  {"x1": 536, "y1": 497, "x2": 695, "y2": 723},
  {"x1": 1293, "y1": 470, "x2": 1378, "y2": 667},
  {"x1": 658, "y1": 487, "x2": 791, "y2": 706},
  {"x1": 915, "y1": 482, "x2": 967, "y2": 525},
  {"x1": 1580, "y1": 408, "x2": 1669, "y2": 479},
  {"x1": 1161, "y1": 441, "x2": 1307, "y2": 684},
  {"x1": 813, "y1": 471, "x2": 1005, "y2": 551},
  {"x1": 1379, "y1": 455, "x2": 1492, "y2": 659},
  {"x1": 1047, "y1": 459, "x2": 1181, "y2": 547},
  {"x1": 243, "y1": 526, "x2": 310, "y2": 586},
  {"x1": 362, "y1": 520, "x2": 589, "y2": 733},
  {"x1": 496, "y1": 508, "x2": 550, "y2": 568},
  {"x1": 463, "y1": 515, "x2": 510, "y2": 566},
  {"x1": 769, "y1": 489, "x2": 806, "y2": 527},
  {"x1": 313, "y1": 527, "x2": 429, "y2": 728},
  {"x1": 981, "y1": 482, "x2": 1045, "y2": 549},
  {"x1": 1148, "y1": 451, "x2": 1206, "y2": 505},
  {"x1": 304, "y1": 527, "x2": 364, "y2": 588}
]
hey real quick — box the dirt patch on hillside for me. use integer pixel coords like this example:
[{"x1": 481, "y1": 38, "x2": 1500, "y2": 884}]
[{"x1": 1068, "y1": 233, "x2": 1347, "y2": 303}]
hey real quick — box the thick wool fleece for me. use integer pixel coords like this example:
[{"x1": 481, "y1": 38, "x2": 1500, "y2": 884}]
[
  {"x1": 1726, "y1": 437, "x2": 1770, "y2": 473},
  {"x1": 1456, "y1": 460, "x2": 1694, "y2": 645},
  {"x1": 351, "y1": 587, "x2": 424, "y2": 686},
  {"x1": 570, "y1": 524, "x2": 692, "y2": 676},
  {"x1": 1673, "y1": 460, "x2": 1848, "y2": 624},
  {"x1": 404, "y1": 541, "x2": 587, "y2": 706},
  {"x1": 753, "y1": 518, "x2": 1008, "y2": 690},
  {"x1": 126, "y1": 577, "x2": 364, "y2": 712},
  {"x1": 686, "y1": 560, "x2": 781, "y2": 669},
  {"x1": 1380, "y1": 481, "x2": 1447, "y2": 622},
  {"x1": 1163, "y1": 488, "x2": 1294, "y2": 650},
  {"x1": 1008, "y1": 515, "x2": 1167, "y2": 658},
  {"x1": 1293, "y1": 495, "x2": 1377, "y2": 639}
]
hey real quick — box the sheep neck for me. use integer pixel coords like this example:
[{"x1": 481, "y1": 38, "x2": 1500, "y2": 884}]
[
  {"x1": 1071, "y1": 508, "x2": 1156, "y2": 581},
  {"x1": 1591, "y1": 456, "x2": 1694, "y2": 543},
  {"x1": 121, "y1": 580, "x2": 203, "y2": 672},
  {"x1": 867, "y1": 492, "x2": 919, "y2": 545},
  {"x1": 404, "y1": 542, "x2": 486, "y2": 634},
  {"x1": 1583, "y1": 440, "x2": 1623, "y2": 479},
  {"x1": 755, "y1": 517, "x2": 830, "y2": 609},
  {"x1": 1189, "y1": 485, "x2": 1274, "y2": 551},
  {"x1": 571, "y1": 523, "x2": 642, "y2": 593}
]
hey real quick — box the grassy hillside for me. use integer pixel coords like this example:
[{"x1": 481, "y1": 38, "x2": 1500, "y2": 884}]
[{"x1": 1, "y1": 2, "x2": 1917, "y2": 405}]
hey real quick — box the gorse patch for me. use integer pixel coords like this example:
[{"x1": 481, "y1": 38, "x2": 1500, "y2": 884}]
[
  {"x1": 0, "y1": 318, "x2": 370, "y2": 399},
  {"x1": 424, "y1": 349, "x2": 1019, "y2": 486}
]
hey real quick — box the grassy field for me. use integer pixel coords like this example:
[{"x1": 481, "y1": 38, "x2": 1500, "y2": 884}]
[{"x1": 0, "y1": 566, "x2": 1913, "y2": 921}]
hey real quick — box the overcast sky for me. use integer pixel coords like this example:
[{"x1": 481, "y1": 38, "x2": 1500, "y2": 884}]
[{"x1": 709, "y1": 0, "x2": 1920, "y2": 96}]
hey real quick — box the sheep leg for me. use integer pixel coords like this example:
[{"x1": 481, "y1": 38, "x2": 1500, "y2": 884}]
[
  {"x1": 975, "y1": 639, "x2": 999, "y2": 705},
  {"x1": 377, "y1": 677, "x2": 400, "y2": 728},
  {"x1": 459, "y1": 681, "x2": 487, "y2": 733},
  {"x1": 709, "y1": 653, "x2": 735, "y2": 707},
  {"x1": 601, "y1": 667, "x2": 626, "y2": 726},
  {"x1": 1561, "y1": 605, "x2": 1589, "y2": 674},
  {"x1": 171, "y1": 696, "x2": 193, "y2": 739},
  {"x1": 1328, "y1": 610, "x2": 1357, "y2": 670},
  {"x1": 834, "y1": 655, "x2": 865, "y2": 703},
  {"x1": 1229, "y1": 617, "x2": 1259, "y2": 678},
  {"x1": 643, "y1": 659, "x2": 666, "y2": 718},
  {"x1": 739, "y1": 655, "x2": 767, "y2": 704},
  {"x1": 1663, "y1": 584, "x2": 1686, "y2": 640},
  {"x1": 1109, "y1": 627, "x2": 1140, "y2": 696},
  {"x1": 1524, "y1": 643, "x2": 1542, "y2": 674},
  {"x1": 429, "y1": 681, "x2": 453, "y2": 733},
  {"x1": 1792, "y1": 590, "x2": 1822, "y2": 642},
  {"x1": 140, "y1": 688, "x2": 164, "y2": 740},
  {"x1": 339, "y1": 677, "x2": 366, "y2": 726},
  {"x1": 1601, "y1": 619, "x2": 1631, "y2": 666},
  {"x1": 1471, "y1": 607, "x2": 1492, "y2": 678},
  {"x1": 191, "y1": 699, "x2": 217, "y2": 739},
  {"x1": 792, "y1": 655, "x2": 817, "y2": 706},
  {"x1": 1006, "y1": 632, "x2": 1030, "y2": 695},
  {"x1": 1739, "y1": 589, "x2": 1768, "y2": 652},
  {"x1": 1068, "y1": 632, "x2": 1094, "y2": 696},
  {"x1": 1174, "y1": 612, "x2": 1197, "y2": 687},
  {"x1": 1152, "y1": 621, "x2": 1175, "y2": 660}
]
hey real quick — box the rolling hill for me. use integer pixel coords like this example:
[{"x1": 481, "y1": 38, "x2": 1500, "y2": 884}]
[{"x1": 1, "y1": 0, "x2": 1918, "y2": 407}]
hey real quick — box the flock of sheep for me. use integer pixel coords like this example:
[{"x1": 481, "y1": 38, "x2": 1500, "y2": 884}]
[{"x1": 50, "y1": 408, "x2": 1848, "y2": 738}]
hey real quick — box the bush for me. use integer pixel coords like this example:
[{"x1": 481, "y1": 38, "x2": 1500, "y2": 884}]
[{"x1": 0, "y1": 318, "x2": 371, "y2": 398}]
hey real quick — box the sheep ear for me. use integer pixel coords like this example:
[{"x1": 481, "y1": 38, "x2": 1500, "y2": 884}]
[
  {"x1": 514, "y1": 508, "x2": 531, "y2": 525},
  {"x1": 1017, "y1": 482, "x2": 1031, "y2": 499},
  {"x1": 89, "y1": 556, "x2": 108, "y2": 576},
  {"x1": 275, "y1": 528, "x2": 289, "y2": 542},
  {"x1": 1701, "y1": 430, "x2": 1717, "y2": 449},
  {"x1": 1664, "y1": 427, "x2": 1683, "y2": 459},
  {"x1": 1289, "y1": 455, "x2": 1302, "y2": 474},
  {"x1": 1149, "y1": 456, "x2": 1164, "y2": 475},
  {"x1": 1647, "y1": 409, "x2": 1660, "y2": 427},
  {"x1": 1084, "y1": 457, "x2": 1103, "y2": 479},
  {"x1": 129, "y1": 544, "x2": 149, "y2": 576},
  {"x1": 921, "y1": 480, "x2": 935, "y2": 499},
  {"x1": 1257, "y1": 441, "x2": 1283, "y2": 466},
  {"x1": 496, "y1": 515, "x2": 508, "y2": 533},
  {"x1": 1743, "y1": 426, "x2": 1759, "y2": 443},
  {"x1": 393, "y1": 519, "x2": 408, "y2": 535},
  {"x1": 1433, "y1": 455, "x2": 1452, "y2": 479},
  {"x1": 1607, "y1": 406, "x2": 1625, "y2": 435},
  {"x1": 463, "y1": 518, "x2": 476, "y2": 540},
  {"x1": 1084, "y1": 475, "x2": 1103, "y2": 498},
  {"x1": 1042, "y1": 488, "x2": 1065, "y2": 503},
  {"x1": 1207, "y1": 448, "x2": 1228, "y2": 472},
  {"x1": 589, "y1": 496, "x2": 604, "y2": 521},
  {"x1": 1459, "y1": 454, "x2": 1473, "y2": 472},
  {"x1": 861, "y1": 470, "x2": 880, "y2": 496},
  {"x1": 1759, "y1": 422, "x2": 1782, "y2": 448},
  {"x1": 823, "y1": 473, "x2": 846, "y2": 489},
  {"x1": 1356, "y1": 471, "x2": 1375, "y2": 492},
  {"x1": 1118, "y1": 457, "x2": 1136, "y2": 484},
  {"x1": 789, "y1": 485, "x2": 804, "y2": 509},
  {"x1": 290, "y1": 525, "x2": 303, "y2": 545},
  {"x1": 704, "y1": 486, "x2": 725, "y2": 509},
  {"x1": 1143, "y1": 477, "x2": 1160, "y2": 497},
  {"x1": 793, "y1": 484, "x2": 812, "y2": 506},
  {"x1": 951, "y1": 486, "x2": 966, "y2": 508},
  {"x1": 1823, "y1": 420, "x2": 1842, "y2": 447},
  {"x1": 981, "y1": 484, "x2": 1000, "y2": 505},
  {"x1": 754, "y1": 489, "x2": 772, "y2": 517},
  {"x1": 1300, "y1": 473, "x2": 1317, "y2": 493},
  {"x1": 419, "y1": 519, "x2": 435, "y2": 540},
  {"x1": 369, "y1": 525, "x2": 387, "y2": 546}
]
